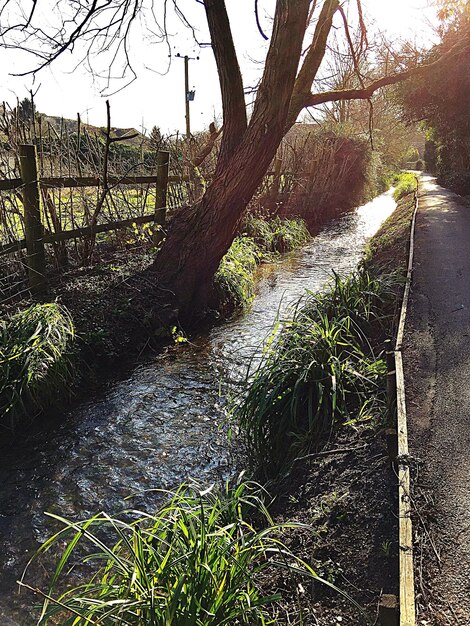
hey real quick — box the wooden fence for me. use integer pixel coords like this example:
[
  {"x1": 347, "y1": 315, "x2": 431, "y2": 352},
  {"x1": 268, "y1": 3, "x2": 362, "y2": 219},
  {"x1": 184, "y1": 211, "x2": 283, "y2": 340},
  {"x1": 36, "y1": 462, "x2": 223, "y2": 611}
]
[
  {"x1": 0, "y1": 146, "x2": 286, "y2": 300},
  {"x1": 0, "y1": 145, "x2": 174, "y2": 294}
]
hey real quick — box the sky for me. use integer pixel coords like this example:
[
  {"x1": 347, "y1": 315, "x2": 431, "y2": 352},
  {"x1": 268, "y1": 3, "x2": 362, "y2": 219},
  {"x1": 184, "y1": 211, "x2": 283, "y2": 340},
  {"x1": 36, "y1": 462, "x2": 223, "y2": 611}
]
[{"x1": 0, "y1": 0, "x2": 440, "y2": 136}]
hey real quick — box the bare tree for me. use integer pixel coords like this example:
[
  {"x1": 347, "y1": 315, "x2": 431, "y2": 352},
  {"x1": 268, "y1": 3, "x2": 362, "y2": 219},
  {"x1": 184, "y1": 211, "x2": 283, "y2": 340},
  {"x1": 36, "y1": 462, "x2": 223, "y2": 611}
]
[{"x1": 1, "y1": 0, "x2": 468, "y2": 323}]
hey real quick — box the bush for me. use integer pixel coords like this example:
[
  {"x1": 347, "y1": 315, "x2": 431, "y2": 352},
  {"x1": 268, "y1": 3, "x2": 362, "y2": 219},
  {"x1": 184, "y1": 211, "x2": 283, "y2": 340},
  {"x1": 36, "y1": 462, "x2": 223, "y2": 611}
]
[
  {"x1": 393, "y1": 172, "x2": 417, "y2": 201},
  {"x1": 0, "y1": 303, "x2": 75, "y2": 422},
  {"x1": 24, "y1": 477, "x2": 350, "y2": 625},
  {"x1": 234, "y1": 270, "x2": 399, "y2": 478}
]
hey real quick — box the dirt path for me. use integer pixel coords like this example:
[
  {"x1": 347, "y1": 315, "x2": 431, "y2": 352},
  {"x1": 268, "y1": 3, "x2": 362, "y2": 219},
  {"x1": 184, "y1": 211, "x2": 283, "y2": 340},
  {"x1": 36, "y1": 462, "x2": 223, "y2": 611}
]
[{"x1": 403, "y1": 174, "x2": 470, "y2": 625}]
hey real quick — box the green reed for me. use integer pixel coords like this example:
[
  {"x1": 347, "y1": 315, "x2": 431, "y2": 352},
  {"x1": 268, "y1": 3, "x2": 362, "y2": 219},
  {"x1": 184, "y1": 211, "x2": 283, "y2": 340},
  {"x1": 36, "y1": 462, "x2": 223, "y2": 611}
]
[
  {"x1": 0, "y1": 303, "x2": 75, "y2": 421},
  {"x1": 234, "y1": 270, "x2": 399, "y2": 478},
  {"x1": 22, "y1": 477, "x2": 359, "y2": 625}
]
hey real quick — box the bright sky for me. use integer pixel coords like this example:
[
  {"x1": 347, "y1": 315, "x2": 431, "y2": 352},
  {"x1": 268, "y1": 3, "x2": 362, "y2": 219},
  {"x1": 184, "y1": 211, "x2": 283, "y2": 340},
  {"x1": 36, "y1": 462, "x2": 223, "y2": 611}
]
[{"x1": 0, "y1": 0, "x2": 439, "y2": 135}]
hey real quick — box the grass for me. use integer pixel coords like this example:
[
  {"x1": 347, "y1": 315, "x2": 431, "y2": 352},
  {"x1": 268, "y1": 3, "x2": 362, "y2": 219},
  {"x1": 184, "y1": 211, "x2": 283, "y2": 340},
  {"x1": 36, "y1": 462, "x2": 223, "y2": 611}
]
[
  {"x1": 21, "y1": 476, "x2": 357, "y2": 625},
  {"x1": 214, "y1": 237, "x2": 262, "y2": 313},
  {"x1": 214, "y1": 217, "x2": 310, "y2": 314},
  {"x1": 243, "y1": 216, "x2": 310, "y2": 254},
  {"x1": 0, "y1": 303, "x2": 75, "y2": 423},
  {"x1": 233, "y1": 269, "x2": 399, "y2": 479},
  {"x1": 363, "y1": 188, "x2": 418, "y2": 276}
]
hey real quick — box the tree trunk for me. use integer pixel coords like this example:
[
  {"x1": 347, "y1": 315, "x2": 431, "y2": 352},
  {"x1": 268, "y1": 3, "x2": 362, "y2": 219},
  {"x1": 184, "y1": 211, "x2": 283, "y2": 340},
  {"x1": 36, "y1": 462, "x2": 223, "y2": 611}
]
[
  {"x1": 152, "y1": 0, "x2": 311, "y2": 323},
  {"x1": 151, "y1": 122, "x2": 288, "y2": 320}
]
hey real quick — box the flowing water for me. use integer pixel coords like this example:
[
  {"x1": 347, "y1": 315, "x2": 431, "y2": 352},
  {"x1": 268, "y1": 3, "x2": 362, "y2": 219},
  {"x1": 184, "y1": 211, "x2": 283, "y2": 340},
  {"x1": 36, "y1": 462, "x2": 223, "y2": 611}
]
[{"x1": 0, "y1": 190, "x2": 396, "y2": 624}]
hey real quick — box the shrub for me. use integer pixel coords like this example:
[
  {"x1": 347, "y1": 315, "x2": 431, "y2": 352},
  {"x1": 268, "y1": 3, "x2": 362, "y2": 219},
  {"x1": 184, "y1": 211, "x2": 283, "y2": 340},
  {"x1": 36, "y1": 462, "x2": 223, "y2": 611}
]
[
  {"x1": 234, "y1": 270, "x2": 399, "y2": 478},
  {"x1": 0, "y1": 303, "x2": 75, "y2": 422},
  {"x1": 393, "y1": 172, "x2": 417, "y2": 201}
]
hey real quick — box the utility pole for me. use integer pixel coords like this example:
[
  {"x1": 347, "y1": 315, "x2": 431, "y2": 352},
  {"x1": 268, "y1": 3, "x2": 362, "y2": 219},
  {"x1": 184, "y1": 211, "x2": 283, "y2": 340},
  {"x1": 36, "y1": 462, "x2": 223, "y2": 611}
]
[
  {"x1": 184, "y1": 55, "x2": 190, "y2": 139},
  {"x1": 175, "y1": 52, "x2": 198, "y2": 139}
]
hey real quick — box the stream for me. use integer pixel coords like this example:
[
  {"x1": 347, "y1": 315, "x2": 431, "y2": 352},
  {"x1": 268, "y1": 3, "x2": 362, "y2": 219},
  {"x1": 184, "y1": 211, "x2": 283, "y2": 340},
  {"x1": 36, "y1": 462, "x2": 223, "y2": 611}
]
[{"x1": 0, "y1": 189, "x2": 396, "y2": 624}]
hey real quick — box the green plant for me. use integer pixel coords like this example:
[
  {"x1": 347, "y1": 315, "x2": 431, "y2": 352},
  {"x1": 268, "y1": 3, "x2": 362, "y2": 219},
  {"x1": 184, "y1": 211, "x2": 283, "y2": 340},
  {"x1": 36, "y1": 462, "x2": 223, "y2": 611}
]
[
  {"x1": 242, "y1": 216, "x2": 276, "y2": 251},
  {"x1": 243, "y1": 216, "x2": 310, "y2": 254},
  {"x1": 234, "y1": 270, "x2": 398, "y2": 478},
  {"x1": 392, "y1": 172, "x2": 417, "y2": 201},
  {"x1": 269, "y1": 217, "x2": 310, "y2": 253},
  {"x1": 215, "y1": 218, "x2": 310, "y2": 314},
  {"x1": 214, "y1": 236, "x2": 261, "y2": 312},
  {"x1": 21, "y1": 477, "x2": 360, "y2": 625},
  {"x1": 380, "y1": 539, "x2": 392, "y2": 557},
  {"x1": 0, "y1": 303, "x2": 75, "y2": 421}
]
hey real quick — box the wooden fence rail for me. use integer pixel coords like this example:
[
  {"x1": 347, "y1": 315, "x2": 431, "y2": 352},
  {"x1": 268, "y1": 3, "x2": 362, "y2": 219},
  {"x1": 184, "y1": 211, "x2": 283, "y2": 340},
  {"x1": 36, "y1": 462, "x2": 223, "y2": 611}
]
[
  {"x1": 0, "y1": 174, "x2": 188, "y2": 192},
  {"x1": 0, "y1": 144, "x2": 172, "y2": 294}
]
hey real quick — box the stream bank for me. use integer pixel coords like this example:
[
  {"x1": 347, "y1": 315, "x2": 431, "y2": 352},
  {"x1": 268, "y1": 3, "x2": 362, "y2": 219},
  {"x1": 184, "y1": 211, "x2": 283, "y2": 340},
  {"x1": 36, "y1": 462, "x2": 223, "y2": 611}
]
[
  {"x1": 260, "y1": 188, "x2": 418, "y2": 624},
  {"x1": 0, "y1": 189, "x2": 402, "y2": 624}
]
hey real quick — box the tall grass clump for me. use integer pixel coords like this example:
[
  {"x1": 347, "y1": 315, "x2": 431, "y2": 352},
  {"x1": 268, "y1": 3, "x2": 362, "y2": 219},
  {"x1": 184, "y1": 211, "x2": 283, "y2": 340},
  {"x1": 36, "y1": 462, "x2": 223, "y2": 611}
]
[
  {"x1": 0, "y1": 303, "x2": 75, "y2": 422},
  {"x1": 23, "y1": 477, "x2": 352, "y2": 625},
  {"x1": 234, "y1": 270, "x2": 399, "y2": 479},
  {"x1": 243, "y1": 216, "x2": 310, "y2": 253},
  {"x1": 215, "y1": 218, "x2": 310, "y2": 314},
  {"x1": 393, "y1": 172, "x2": 417, "y2": 201}
]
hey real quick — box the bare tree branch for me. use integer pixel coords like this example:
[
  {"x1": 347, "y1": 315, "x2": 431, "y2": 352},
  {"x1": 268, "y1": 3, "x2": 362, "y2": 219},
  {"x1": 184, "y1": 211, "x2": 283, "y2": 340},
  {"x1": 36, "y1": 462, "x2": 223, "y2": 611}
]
[
  {"x1": 338, "y1": 4, "x2": 365, "y2": 87},
  {"x1": 254, "y1": 0, "x2": 268, "y2": 41},
  {"x1": 303, "y1": 39, "x2": 470, "y2": 108},
  {"x1": 287, "y1": 0, "x2": 339, "y2": 127}
]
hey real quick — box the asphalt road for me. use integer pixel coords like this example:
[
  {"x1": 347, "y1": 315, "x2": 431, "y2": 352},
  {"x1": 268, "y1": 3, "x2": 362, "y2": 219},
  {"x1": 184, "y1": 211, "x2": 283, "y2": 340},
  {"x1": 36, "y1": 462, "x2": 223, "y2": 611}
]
[{"x1": 403, "y1": 175, "x2": 470, "y2": 625}]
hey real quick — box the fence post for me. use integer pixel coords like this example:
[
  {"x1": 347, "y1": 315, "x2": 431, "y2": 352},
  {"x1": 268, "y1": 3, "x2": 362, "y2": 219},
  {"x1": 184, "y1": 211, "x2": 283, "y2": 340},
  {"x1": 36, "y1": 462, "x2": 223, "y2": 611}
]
[
  {"x1": 271, "y1": 157, "x2": 282, "y2": 194},
  {"x1": 154, "y1": 150, "x2": 170, "y2": 245},
  {"x1": 19, "y1": 144, "x2": 46, "y2": 294},
  {"x1": 384, "y1": 338, "x2": 398, "y2": 462}
]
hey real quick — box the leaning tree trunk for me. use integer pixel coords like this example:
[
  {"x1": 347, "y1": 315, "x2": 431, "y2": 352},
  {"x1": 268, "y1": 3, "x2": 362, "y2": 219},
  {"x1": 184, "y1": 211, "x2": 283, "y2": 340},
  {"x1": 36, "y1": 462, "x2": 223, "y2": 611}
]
[
  {"x1": 151, "y1": 121, "x2": 287, "y2": 321},
  {"x1": 151, "y1": 0, "x2": 316, "y2": 323}
]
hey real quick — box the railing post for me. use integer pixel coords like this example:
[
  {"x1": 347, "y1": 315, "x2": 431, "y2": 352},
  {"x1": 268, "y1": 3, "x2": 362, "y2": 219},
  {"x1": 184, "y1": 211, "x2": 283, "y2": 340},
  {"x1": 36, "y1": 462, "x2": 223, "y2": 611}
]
[
  {"x1": 154, "y1": 150, "x2": 170, "y2": 245},
  {"x1": 19, "y1": 144, "x2": 46, "y2": 294}
]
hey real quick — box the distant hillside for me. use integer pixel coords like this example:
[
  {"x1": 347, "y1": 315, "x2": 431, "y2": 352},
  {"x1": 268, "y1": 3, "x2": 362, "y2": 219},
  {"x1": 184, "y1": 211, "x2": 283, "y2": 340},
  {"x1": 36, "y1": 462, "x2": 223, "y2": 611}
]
[{"x1": 41, "y1": 114, "x2": 148, "y2": 147}]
